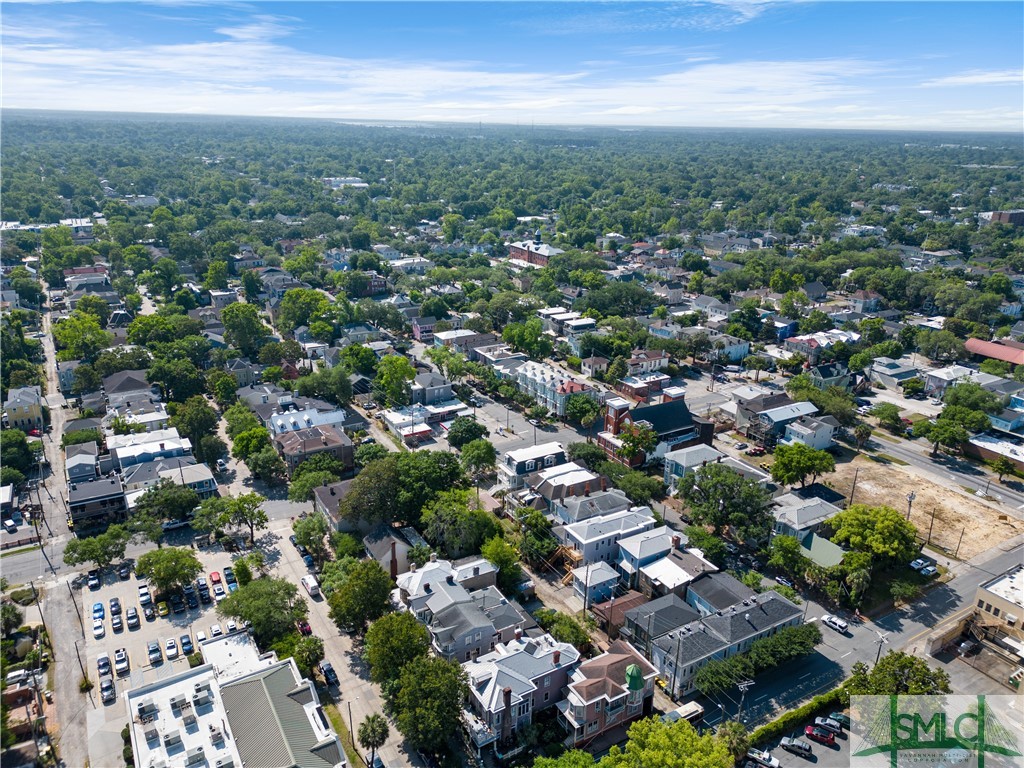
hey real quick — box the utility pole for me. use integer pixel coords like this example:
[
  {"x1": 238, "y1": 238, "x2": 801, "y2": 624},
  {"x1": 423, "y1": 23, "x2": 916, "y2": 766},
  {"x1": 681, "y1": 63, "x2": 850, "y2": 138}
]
[
  {"x1": 73, "y1": 640, "x2": 87, "y2": 680},
  {"x1": 29, "y1": 581, "x2": 50, "y2": 656},
  {"x1": 873, "y1": 631, "x2": 889, "y2": 667},
  {"x1": 927, "y1": 507, "x2": 937, "y2": 544},
  {"x1": 906, "y1": 491, "x2": 916, "y2": 520},
  {"x1": 66, "y1": 580, "x2": 85, "y2": 636},
  {"x1": 736, "y1": 680, "x2": 754, "y2": 722},
  {"x1": 849, "y1": 467, "x2": 859, "y2": 507}
]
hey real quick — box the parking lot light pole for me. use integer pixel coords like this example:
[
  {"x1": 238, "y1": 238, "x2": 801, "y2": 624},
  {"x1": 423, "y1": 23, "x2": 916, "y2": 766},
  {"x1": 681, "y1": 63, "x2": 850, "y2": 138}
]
[
  {"x1": 905, "y1": 491, "x2": 916, "y2": 520},
  {"x1": 873, "y1": 631, "x2": 889, "y2": 667}
]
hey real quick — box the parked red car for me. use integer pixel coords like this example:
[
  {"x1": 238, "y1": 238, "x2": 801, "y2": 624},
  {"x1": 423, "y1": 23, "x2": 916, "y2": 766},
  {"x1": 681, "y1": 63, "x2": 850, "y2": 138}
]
[
  {"x1": 805, "y1": 726, "x2": 835, "y2": 746},
  {"x1": 296, "y1": 620, "x2": 312, "y2": 636}
]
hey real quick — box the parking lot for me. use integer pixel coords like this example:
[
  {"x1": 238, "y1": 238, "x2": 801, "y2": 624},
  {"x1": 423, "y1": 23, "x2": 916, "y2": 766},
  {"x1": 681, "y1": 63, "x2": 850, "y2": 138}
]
[{"x1": 79, "y1": 545, "x2": 257, "y2": 708}]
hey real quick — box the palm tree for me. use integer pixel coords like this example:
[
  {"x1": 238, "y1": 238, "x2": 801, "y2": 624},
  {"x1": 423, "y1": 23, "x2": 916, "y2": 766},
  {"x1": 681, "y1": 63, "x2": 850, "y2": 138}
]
[
  {"x1": 358, "y1": 713, "x2": 389, "y2": 768},
  {"x1": 853, "y1": 424, "x2": 872, "y2": 451},
  {"x1": 846, "y1": 568, "x2": 872, "y2": 605}
]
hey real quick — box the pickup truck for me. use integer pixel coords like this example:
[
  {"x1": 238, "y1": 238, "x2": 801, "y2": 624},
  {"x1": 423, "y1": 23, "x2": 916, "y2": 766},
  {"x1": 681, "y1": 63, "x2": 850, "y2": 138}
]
[{"x1": 779, "y1": 737, "x2": 812, "y2": 756}]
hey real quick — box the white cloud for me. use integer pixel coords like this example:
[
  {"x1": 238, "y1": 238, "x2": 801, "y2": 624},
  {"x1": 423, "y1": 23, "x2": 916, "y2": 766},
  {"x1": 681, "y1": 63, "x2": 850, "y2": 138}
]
[
  {"x1": 920, "y1": 69, "x2": 1022, "y2": 88},
  {"x1": 1, "y1": 6, "x2": 1020, "y2": 132}
]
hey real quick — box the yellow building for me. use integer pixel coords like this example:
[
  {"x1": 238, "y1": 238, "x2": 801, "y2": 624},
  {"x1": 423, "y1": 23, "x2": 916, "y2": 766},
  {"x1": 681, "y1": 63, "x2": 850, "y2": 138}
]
[{"x1": 3, "y1": 385, "x2": 44, "y2": 431}]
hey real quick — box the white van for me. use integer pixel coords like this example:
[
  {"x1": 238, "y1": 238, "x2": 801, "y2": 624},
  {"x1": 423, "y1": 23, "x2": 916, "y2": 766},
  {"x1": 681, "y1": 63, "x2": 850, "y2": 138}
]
[{"x1": 301, "y1": 575, "x2": 320, "y2": 597}]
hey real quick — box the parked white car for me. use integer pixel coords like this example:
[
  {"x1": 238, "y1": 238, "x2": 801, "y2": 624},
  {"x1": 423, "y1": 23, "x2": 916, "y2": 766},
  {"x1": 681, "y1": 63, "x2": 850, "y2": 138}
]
[{"x1": 822, "y1": 615, "x2": 849, "y2": 633}]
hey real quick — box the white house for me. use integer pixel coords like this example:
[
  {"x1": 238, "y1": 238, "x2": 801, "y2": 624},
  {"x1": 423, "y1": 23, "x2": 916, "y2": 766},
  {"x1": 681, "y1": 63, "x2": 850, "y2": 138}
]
[
  {"x1": 555, "y1": 509, "x2": 657, "y2": 566},
  {"x1": 781, "y1": 415, "x2": 839, "y2": 451}
]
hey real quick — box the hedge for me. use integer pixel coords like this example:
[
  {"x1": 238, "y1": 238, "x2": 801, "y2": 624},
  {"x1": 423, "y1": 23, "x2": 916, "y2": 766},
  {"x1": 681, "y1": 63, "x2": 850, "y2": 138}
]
[{"x1": 749, "y1": 687, "x2": 845, "y2": 746}]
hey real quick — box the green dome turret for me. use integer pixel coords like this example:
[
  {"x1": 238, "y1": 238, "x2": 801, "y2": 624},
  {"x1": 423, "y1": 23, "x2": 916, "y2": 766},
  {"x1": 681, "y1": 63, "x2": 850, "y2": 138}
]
[{"x1": 625, "y1": 663, "x2": 644, "y2": 692}]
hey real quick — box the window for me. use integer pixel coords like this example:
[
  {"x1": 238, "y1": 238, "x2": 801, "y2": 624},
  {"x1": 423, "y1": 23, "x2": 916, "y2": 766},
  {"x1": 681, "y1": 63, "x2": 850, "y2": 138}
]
[
  {"x1": 543, "y1": 692, "x2": 550, "y2": 703},
  {"x1": 543, "y1": 675, "x2": 551, "y2": 688},
  {"x1": 595, "y1": 701, "x2": 602, "y2": 712},
  {"x1": 993, "y1": 607, "x2": 1001, "y2": 618},
  {"x1": 526, "y1": 460, "x2": 536, "y2": 471},
  {"x1": 465, "y1": 636, "x2": 471, "y2": 646},
  {"x1": 545, "y1": 455, "x2": 555, "y2": 466},
  {"x1": 587, "y1": 721, "x2": 599, "y2": 733},
  {"x1": 985, "y1": 603, "x2": 993, "y2": 613}
]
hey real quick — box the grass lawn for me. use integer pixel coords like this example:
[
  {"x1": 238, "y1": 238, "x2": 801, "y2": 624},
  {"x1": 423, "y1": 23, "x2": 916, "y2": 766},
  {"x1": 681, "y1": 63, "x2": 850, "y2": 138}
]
[{"x1": 320, "y1": 694, "x2": 365, "y2": 767}]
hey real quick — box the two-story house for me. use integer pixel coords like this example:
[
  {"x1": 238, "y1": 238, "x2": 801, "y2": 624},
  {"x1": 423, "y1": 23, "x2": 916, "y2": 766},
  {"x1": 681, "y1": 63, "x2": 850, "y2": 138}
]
[
  {"x1": 781, "y1": 414, "x2": 839, "y2": 451},
  {"x1": 626, "y1": 349, "x2": 669, "y2": 376},
  {"x1": 411, "y1": 316, "x2": 437, "y2": 342},
  {"x1": 410, "y1": 372, "x2": 454, "y2": 405},
  {"x1": 498, "y1": 442, "x2": 567, "y2": 490},
  {"x1": 551, "y1": 488, "x2": 631, "y2": 526},
  {"x1": 554, "y1": 509, "x2": 657, "y2": 566},
  {"x1": 3, "y1": 386, "x2": 44, "y2": 431},
  {"x1": 598, "y1": 397, "x2": 710, "y2": 468},
  {"x1": 68, "y1": 476, "x2": 127, "y2": 528},
  {"x1": 808, "y1": 362, "x2": 850, "y2": 391},
  {"x1": 556, "y1": 640, "x2": 656, "y2": 748},
  {"x1": 869, "y1": 357, "x2": 920, "y2": 390},
  {"x1": 616, "y1": 528, "x2": 686, "y2": 590},
  {"x1": 849, "y1": 289, "x2": 883, "y2": 313},
  {"x1": 464, "y1": 633, "x2": 581, "y2": 760},
  {"x1": 65, "y1": 442, "x2": 99, "y2": 483},
  {"x1": 651, "y1": 591, "x2": 802, "y2": 698},
  {"x1": 748, "y1": 401, "x2": 819, "y2": 447},
  {"x1": 571, "y1": 561, "x2": 621, "y2": 606},
  {"x1": 772, "y1": 492, "x2": 843, "y2": 538},
  {"x1": 272, "y1": 424, "x2": 354, "y2": 476},
  {"x1": 619, "y1": 594, "x2": 701, "y2": 658}
]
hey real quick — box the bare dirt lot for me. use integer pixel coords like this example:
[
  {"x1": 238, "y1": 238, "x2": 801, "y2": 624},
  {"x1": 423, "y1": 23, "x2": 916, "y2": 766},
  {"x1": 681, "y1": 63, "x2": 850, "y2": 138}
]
[{"x1": 827, "y1": 456, "x2": 1024, "y2": 560}]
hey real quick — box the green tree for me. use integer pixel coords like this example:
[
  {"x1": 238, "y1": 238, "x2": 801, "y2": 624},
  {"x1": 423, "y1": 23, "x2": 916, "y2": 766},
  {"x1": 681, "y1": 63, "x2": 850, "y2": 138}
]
[
  {"x1": 900, "y1": 377, "x2": 925, "y2": 397},
  {"x1": 446, "y1": 415, "x2": 489, "y2": 449},
  {"x1": 293, "y1": 635, "x2": 325, "y2": 677},
  {"x1": 373, "y1": 354, "x2": 416, "y2": 407},
  {"x1": 615, "y1": 422, "x2": 657, "y2": 462},
  {"x1": 136, "y1": 547, "x2": 203, "y2": 593},
  {"x1": 829, "y1": 504, "x2": 919, "y2": 566},
  {"x1": 870, "y1": 402, "x2": 905, "y2": 433},
  {"x1": 217, "y1": 576, "x2": 307, "y2": 644},
  {"x1": 391, "y1": 657, "x2": 469, "y2": 752},
  {"x1": 288, "y1": 471, "x2": 339, "y2": 502},
  {"x1": 481, "y1": 535, "x2": 524, "y2": 595},
  {"x1": 912, "y1": 419, "x2": 970, "y2": 456},
  {"x1": 231, "y1": 426, "x2": 271, "y2": 459},
  {"x1": 421, "y1": 489, "x2": 500, "y2": 559},
  {"x1": 567, "y1": 441, "x2": 608, "y2": 471},
  {"x1": 221, "y1": 302, "x2": 267, "y2": 357},
  {"x1": 62, "y1": 525, "x2": 131, "y2": 570},
  {"x1": 364, "y1": 611, "x2": 432, "y2": 684},
  {"x1": 743, "y1": 355, "x2": 769, "y2": 382},
  {"x1": 203, "y1": 260, "x2": 229, "y2": 291},
  {"x1": 992, "y1": 455, "x2": 1016, "y2": 482},
  {"x1": 135, "y1": 479, "x2": 199, "y2": 524},
  {"x1": 846, "y1": 567, "x2": 872, "y2": 605},
  {"x1": 534, "y1": 608, "x2": 592, "y2": 651},
  {"x1": 169, "y1": 395, "x2": 219, "y2": 459},
  {"x1": 715, "y1": 721, "x2": 750, "y2": 764},
  {"x1": 327, "y1": 559, "x2": 393, "y2": 634},
  {"x1": 230, "y1": 492, "x2": 269, "y2": 546},
  {"x1": 769, "y1": 443, "x2": 835, "y2": 489},
  {"x1": 599, "y1": 717, "x2": 734, "y2": 768},
  {"x1": 224, "y1": 401, "x2": 261, "y2": 438},
  {"x1": 292, "y1": 512, "x2": 330, "y2": 562},
  {"x1": 845, "y1": 652, "x2": 951, "y2": 697},
  {"x1": 190, "y1": 496, "x2": 232, "y2": 535},
  {"x1": 53, "y1": 310, "x2": 113, "y2": 361},
  {"x1": 1, "y1": 603, "x2": 24, "y2": 637},
  {"x1": 678, "y1": 463, "x2": 773, "y2": 542},
  {"x1": 147, "y1": 358, "x2": 205, "y2": 402},
  {"x1": 355, "y1": 443, "x2": 389, "y2": 466},
  {"x1": 358, "y1": 714, "x2": 390, "y2": 768},
  {"x1": 461, "y1": 438, "x2": 497, "y2": 498},
  {"x1": 75, "y1": 294, "x2": 112, "y2": 328},
  {"x1": 853, "y1": 423, "x2": 872, "y2": 450},
  {"x1": 767, "y1": 534, "x2": 808, "y2": 578},
  {"x1": 277, "y1": 288, "x2": 330, "y2": 334},
  {"x1": 61, "y1": 428, "x2": 102, "y2": 448},
  {"x1": 565, "y1": 393, "x2": 601, "y2": 426}
]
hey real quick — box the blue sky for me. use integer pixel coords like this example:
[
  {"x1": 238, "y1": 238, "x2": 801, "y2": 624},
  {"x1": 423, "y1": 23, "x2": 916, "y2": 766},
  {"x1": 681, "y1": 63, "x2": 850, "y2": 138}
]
[{"x1": 2, "y1": 1, "x2": 1021, "y2": 131}]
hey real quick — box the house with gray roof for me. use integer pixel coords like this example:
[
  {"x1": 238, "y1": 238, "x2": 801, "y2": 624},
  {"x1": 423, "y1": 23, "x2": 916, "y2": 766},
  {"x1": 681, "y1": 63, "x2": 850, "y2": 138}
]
[
  {"x1": 571, "y1": 561, "x2": 620, "y2": 606},
  {"x1": 619, "y1": 593, "x2": 701, "y2": 657},
  {"x1": 65, "y1": 441, "x2": 99, "y2": 483},
  {"x1": 464, "y1": 633, "x2": 580, "y2": 758},
  {"x1": 772, "y1": 492, "x2": 843, "y2": 537},
  {"x1": 651, "y1": 590, "x2": 803, "y2": 698},
  {"x1": 617, "y1": 527, "x2": 687, "y2": 590},
  {"x1": 554, "y1": 509, "x2": 657, "y2": 566},
  {"x1": 551, "y1": 488, "x2": 631, "y2": 526}
]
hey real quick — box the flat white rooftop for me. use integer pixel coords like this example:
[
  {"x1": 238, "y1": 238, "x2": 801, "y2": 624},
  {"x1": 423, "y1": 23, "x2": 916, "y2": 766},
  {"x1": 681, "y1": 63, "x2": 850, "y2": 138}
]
[{"x1": 982, "y1": 565, "x2": 1024, "y2": 609}]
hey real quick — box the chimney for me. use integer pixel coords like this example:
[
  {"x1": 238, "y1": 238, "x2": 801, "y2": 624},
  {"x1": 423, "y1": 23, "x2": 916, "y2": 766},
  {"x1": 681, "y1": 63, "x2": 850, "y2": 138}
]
[
  {"x1": 600, "y1": 477, "x2": 607, "y2": 492},
  {"x1": 424, "y1": 583, "x2": 431, "y2": 593},
  {"x1": 671, "y1": 535, "x2": 681, "y2": 550},
  {"x1": 501, "y1": 687, "x2": 513, "y2": 740},
  {"x1": 429, "y1": 552, "x2": 437, "y2": 562},
  {"x1": 329, "y1": 487, "x2": 335, "y2": 496},
  {"x1": 584, "y1": 482, "x2": 590, "y2": 497},
  {"x1": 553, "y1": 650, "x2": 561, "y2": 665},
  {"x1": 514, "y1": 627, "x2": 522, "y2": 641},
  {"x1": 473, "y1": 566, "x2": 480, "y2": 576},
  {"x1": 445, "y1": 574, "x2": 454, "y2": 585}
]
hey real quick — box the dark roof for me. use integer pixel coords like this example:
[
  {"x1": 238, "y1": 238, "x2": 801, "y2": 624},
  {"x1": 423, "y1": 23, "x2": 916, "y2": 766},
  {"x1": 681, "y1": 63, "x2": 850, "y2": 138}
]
[
  {"x1": 630, "y1": 399, "x2": 694, "y2": 436},
  {"x1": 811, "y1": 362, "x2": 846, "y2": 379},
  {"x1": 702, "y1": 593, "x2": 802, "y2": 643},
  {"x1": 624, "y1": 594, "x2": 700, "y2": 639},
  {"x1": 687, "y1": 571, "x2": 755, "y2": 612},
  {"x1": 68, "y1": 476, "x2": 124, "y2": 503},
  {"x1": 313, "y1": 479, "x2": 353, "y2": 518},
  {"x1": 65, "y1": 417, "x2": 102, "y2": 434},
  {"x1": 102, "y1": 369, "x2": 152, "y2": 395}
]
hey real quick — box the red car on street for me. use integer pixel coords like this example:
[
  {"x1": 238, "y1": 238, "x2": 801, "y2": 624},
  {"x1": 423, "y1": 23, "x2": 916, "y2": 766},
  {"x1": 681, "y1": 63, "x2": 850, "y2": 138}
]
[
  {"x1": 805, "y1": 726, "x2": 835, "y2": 746},
  {"x1": 296, "y1": 620, "x2": 312, "y2": 636}
]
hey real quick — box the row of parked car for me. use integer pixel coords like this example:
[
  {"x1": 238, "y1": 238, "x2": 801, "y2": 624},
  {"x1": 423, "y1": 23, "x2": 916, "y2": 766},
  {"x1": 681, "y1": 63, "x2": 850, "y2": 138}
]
[{"x1": 744, "y1": 712, "x2": 850, "y2": 766}]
